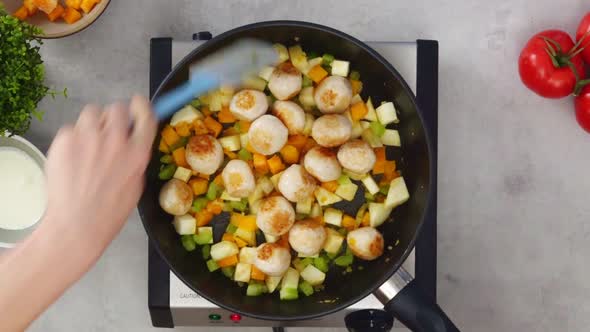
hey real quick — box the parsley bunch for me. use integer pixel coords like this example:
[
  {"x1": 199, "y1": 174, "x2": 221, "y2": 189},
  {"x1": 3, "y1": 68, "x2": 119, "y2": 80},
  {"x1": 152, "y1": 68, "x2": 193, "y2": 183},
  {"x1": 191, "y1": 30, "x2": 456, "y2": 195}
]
[{"x1": 0, "y1": 8, "x2": 64, "y2": 136}]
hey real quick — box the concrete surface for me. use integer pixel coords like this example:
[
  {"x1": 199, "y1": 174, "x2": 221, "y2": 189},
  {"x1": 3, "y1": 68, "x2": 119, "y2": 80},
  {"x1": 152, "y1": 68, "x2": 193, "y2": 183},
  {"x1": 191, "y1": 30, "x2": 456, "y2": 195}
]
[{"x1": 20, "y1": 0, "x2": 590, "y2": 331}]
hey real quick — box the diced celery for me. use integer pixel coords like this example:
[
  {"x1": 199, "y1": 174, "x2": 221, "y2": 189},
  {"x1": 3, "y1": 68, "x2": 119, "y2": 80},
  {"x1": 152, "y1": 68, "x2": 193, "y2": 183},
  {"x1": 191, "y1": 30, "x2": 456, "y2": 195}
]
[
  {"x1": 307, "y1": 51, "x2": 319, "y2": 59},
  {"x1": 327, "y1": 252, "x2": 339, "y2": 260},
  {"x1": 302, "y1": 75, "x2": 313, "y2": 87},
  {"x1": 299, "y1": 281, "x2": 314, "y2": 296},
  {"x1": 206, "y1": 259, "x2": 219, "y2": 272},
  {"x1": 322, "y1": 53, "x2": 335, "y2": 65},
  {"x1": 158, "y1": 164, "x2": 177, "y2": 180},
  {"x1": 280, "y1": 268, "x2": 300, "y2": 300},
  {"x1": 193, "y1": 227, "x2": 213, "y2": 245},
  {"x1": 181, "y1": 235, "x2": 196, "y2": 252},
  {"x1": 292, "y1": 257, "x2": 313, "y2": 272},
  {"x1": 237, "y1": 148, "x2": 252, "y2": 161},
  {"x1": 313, "y1": 256, "x2": 329, "y2": 273},
  {"x1": 190, "y1": 99, "x2": 202, "y2": 108},
  {"x1": 202, "y1": 244, "x2": 211, "y2": 260},
  {"x1": 221, "y1": 266, "x2": 236, "y2": 279},
  {"x1": 226, "y1": 223, "x2": 238, "y2": 234},
  {"x1": 349, "y1": 70, "x2": 361, "y2": 80},
  {"x1": 247, "y1": 283, "x2": 267, "y2": 296},
  {"x1": 229, "y1": 199, "x2": 248, "y2": 212},
  {"x1": 160, "y1": 155, "x2": 173, "y2": 164},
  {"x1": 206, "y1": 182, "x2": 219, "y2": 200},
  {"x1": 280, "y1": 287, "x2": 299, "y2": 300},
  {"x1": 192, "y1": 197, "x2": 209, "y2": 213},
  {"x1": 169, "y1": 136, "x2": 189, "y2": 151},
  {"x1": 370, "y1": 121, "x2": 386, "y2": 137},
  {"x1": 334, "y1": 254, "x2": 354, "y2": 267}
]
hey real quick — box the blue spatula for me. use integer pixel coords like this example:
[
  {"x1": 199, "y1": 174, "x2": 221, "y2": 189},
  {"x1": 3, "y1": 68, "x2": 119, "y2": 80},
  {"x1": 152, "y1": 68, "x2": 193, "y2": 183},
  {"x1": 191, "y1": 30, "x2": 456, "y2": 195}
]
[{"x1": 152, "y1": 39, "x2": 278, "y2": 120}]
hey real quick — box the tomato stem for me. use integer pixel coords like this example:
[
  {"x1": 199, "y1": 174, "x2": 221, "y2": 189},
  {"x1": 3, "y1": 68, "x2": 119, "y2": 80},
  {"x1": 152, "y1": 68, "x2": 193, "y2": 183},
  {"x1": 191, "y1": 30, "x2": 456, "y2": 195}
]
[{"x1": 574, "y1": 79, "x2": 590, "y2": 96}]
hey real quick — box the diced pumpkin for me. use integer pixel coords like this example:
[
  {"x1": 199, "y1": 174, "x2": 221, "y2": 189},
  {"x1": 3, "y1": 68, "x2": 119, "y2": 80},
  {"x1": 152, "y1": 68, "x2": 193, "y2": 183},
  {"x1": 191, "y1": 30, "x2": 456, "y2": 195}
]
[
  {"x1": 238, "y1": 121, "x2": 251, "y2": 132},
  {"x1": 218, "y1": 106, "x2": 237, "y2": 123},
  {"x1": 350, "y1": 79, "x2": 363, "y2": 95},
  {"x1": 383, "y1": 160, "x2": 398, "y2": 182},
  {"x1": 372, "y1": 147, "x2": 386, "y2": 174},
  {"x1": 175, "y1": 122, "x2": 191, "y2": 137},
  {"x1": 62, "y1": 7, "x2": 81, "y2": 24},
  {"x1": 13, "y1": 6, "x2": 29, "y2": 20},
  {"x1": 158, "y1": 138, "x2": 170, "y2": 153},
  {"x1": 193, "y1": 119, "x2": 209, "y2": 135},
  {"x1": 361, "y1": 212, "x2": 370, "y2": 227},
  {"x1": 204, "y1": 116, "x2": 223, "y2": 137},
  {"x1": 46, "y1": 4, "x2": 64, "y2": 21},
  {"x1": 222, "y1": 127, "x2": 240, "y2": 136},
  {"x1": 253, "y1": 153, "x2": 269, "y2": 175},
  {"x1": 65, "y1": 0, "x2": 81, "y2": 9},
  {"x1": 196, "y1": 211, "x2": 214, "y2": 227},
  {"x1": 342, "y1": 215, "x2": 357, "y2": 231},
  {"x1": 198, "y1": 173, "x2": 210, "y2": 180},
  {"x1": 222, "y1": 233, "x2": 235, "y2": 242},
  {"x1": 224, "y1": 149, "x2": 238, "y2": 160},
  {"x1": 321, "y1": 181, "x2": 339, "y2": 193},
  {"x1": 234, "y1": 237, "x2": 249, "y2": 248},
  {"x1": 280, "y1": 145, "x2": 300, "y2": 164},
  {"x1": 24, "y1": 0, "x2": 38, "y2": 14},
  {"x1": 234, "y1": 214, "x2": 257, "y2": 232},
  {"x1": 302, "y1": 138, "x2": 318, "y2": 154},
  {"x1": 206, "y1": 200, "x2": 224, "y2": 215},
  {"x1": 188, "y1": 178, "x2": 208, "y2": 196},
  {"x1": 287, "y1": 135, "x2": 308, "y2": 150},
  {"x1": 217, "y1": 254, "x2": 239, "y2": 268},
  {"x1": 267, "y1": 155, "x2": 286, "y2": 174},
  {"x1": 201, "y1": 106, "x2": 212, "y2": 117},
  {"x1": 251, "y1": 265, "x2": 266, "y2": 281},
  {"x1": 350, "y1": 102, "x2": 368, "y2": 122},
  {"x1": 172, "y1": 147, "x2": 189, "y2": 168},
  {"x1": 161, "y1": 125, "x2": 180, "y2": 146},
  {"x1": 307, "y1": 65, "x2": 328, "y2": 83},
  {"x1": 80, "y1": 0, "x2": 98, "y2": 13}
]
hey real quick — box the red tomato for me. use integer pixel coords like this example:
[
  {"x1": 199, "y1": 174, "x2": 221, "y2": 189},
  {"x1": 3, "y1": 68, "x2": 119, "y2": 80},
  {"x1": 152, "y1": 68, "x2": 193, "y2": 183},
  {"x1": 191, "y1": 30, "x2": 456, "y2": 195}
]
[
  {"x1": 575, "y1": 85, "x2": 590, "y2": 133},
  {"x1": 519, "y1": 30, "x2": 586, "y2": 98},
  {"x1": 576, "y1": 13, "x2": 590, "y2": 64}
]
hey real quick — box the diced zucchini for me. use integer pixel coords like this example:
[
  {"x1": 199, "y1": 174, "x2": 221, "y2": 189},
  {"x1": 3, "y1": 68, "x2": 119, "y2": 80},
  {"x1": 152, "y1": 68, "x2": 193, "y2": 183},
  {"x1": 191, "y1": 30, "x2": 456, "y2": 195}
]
[
  {"x1": 234, "y1": 228, "x2": 256, "y2": 246},
  {"x1": 219, "y1": 135, "x2": 241, "y2": 152},
  {"x1": 257, "y1": 176, "x2": 275, "y2": 195},
  {"x1": 206, "y1": 259, "x2": 219, "y2": 272},
  {"x1": 192, "y1": 197, "x2": 209, "y2": 213},
  {"x1": 170, "y1": 105, "x2": 203, "y2": 126},
  {"x1": 376, "y1": 102, "x2": 399, "y2": 125},
  {"x1": 331, "y1": 60, "x2": 350, "y2": 77},
  {"x1": 300, "y1": 264, "x2": 326, "y2": 286},
  {"x1": 207, "y1": 90, "x2": 224, "y2": 112},
  {"x1": 240, "y1": 133, "x2": 249, "y2": 148},
  {"x1": 361, "y1": 175, "x2": 380, "y2": 195},
  {"x1": 173, "y1": 166, "x2": 192, "y2": 182},
  {"x1": 364, "y1": 98, "x2": 378, "y2": 121},
  {"x1": 368, "y1": 202, "x2": 392, "y2": 227},
  {"x1": 323, "y1": 228, "x2": 344, "y2": 254},
  {"x1": 221, "y1": 266, "x2": 236, "y2": 279},
  {"x1": 234, "y1": 263, "x2": 252, "y2": 283},
  {"x1": 299, "y1": 86, "x2": 315, "y2": 110},
  {"x1": 221, "y1": 190, "x2": 241, "y2": 202},
  {"x1": 322, "y1": 53, "x2": 335, "y2": 66},
  {"x1": 309, "y1": 203, "x2": 322, "y2": 218},
  {"x1": 381, "y1": 129, "x2": 401, "y2": 147},
  {"x1": 239, "y1": 247, "x2": 257, "y2": 264},
  {"x1": 226, "y1": 223, "x2": 238, "y2": 234},
  {"x1": 288, "y1": 45, "x2": 309, "y2": 73},
  {"x1": 229, "y1": 199, "x2": 248, "y2": 212},
  {"x1": 193, "y1": 226, "x2": 213, "y2": 244},
  {"x1": 303, "y1": 113, "x2": 315, "y2": 136},
  {"x1": 361, "y1": 128, "x2": 383, "y2": 148},
  {"x1": 210, "y1": 241, "x2": 239, "y2": 261},
  {"x1": 314, "y1": 187, "x2": 343, "y2": 206},
  {"x1": 350, "y1": 94, "x2": 363, "y2": 105},
  {"x1": 181, "y1": 235, "x2": 197, "y2": 251},
  {"x1": 385, "y1": 177, "x2": 410, "y2": 209},
  {"x1": 305, "y1": 57, "x2": 323, "y2": 74},
  {"x1": 259, "y1": 66, "x2": 275, "y2": 81},
  {"x1": 242, "y1": 75, "x2": 267, "y2": 91},
  {"x1": 280, "y1": 268, "x2": 300, "y2": 300},
  {"x1": 273, "y1": 43, "x2": 290, "y2": 63},
  {"x1": 299, "y1": 281, "x2": 314, "y2": 296},
  {"x1": 270, "y1": 171, "x2": 283, "y2": 190},
  {"x1": 324, "y1": 208, "x2": 343, "y2": 227},
  {"x1": 264, "y1": 233, "x2": 280, "y2": 243},
  {"x1": 296, "y1": 196, "x2": 313, "y2": 214},
  {"x1": 173, "y1": 214, "x2": 196, "y2": 235},
  {"x1": 248, "y1": 186, "x2": 264, "y2": 207},
  {"x1": 247, "y1": 283, "x2": 267, "y2": 296},
  {"x1": 370, "y1": 121, "x2": 386, "y2": 137},
  {"x1": 335, "y1": 182, "x2": 358, "y2": 201},
  {"x1": 266, "y1": 275, "x2": 283, "y2": 293},
  {"x1": 292, "y1": 257, "x2": 313, "y2": 272},
  {"x1": 351, "y1": 120, "x2": 363, "y2": 139}
]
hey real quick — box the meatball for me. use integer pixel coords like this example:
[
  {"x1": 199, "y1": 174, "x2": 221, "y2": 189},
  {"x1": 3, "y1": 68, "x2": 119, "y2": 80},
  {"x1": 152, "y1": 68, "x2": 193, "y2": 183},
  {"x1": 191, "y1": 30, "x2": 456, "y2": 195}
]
[
  {"x1": 311, "y1": 114, "x2": 352, "y2": 148},
  {"x1": 314, "y1": 76, "x2": 353, "y2": 114},
  {"x1": 185, "y1": 135, "x2": 224, "y2": 175},
  {"x1": 268, "y1": 62, "x2": 302, "y2": 101},
  {"x1": 337, "y1": 139, "x2": 376, "y2": 174},
  {"x1": 303, "y1": 146, "x2": 342, "y2": 182},
  {"x1": 248, "y1": 115, "x2": 288, "y2": 155},
  {"x1": 222, "y1": 160, "x2": 256, "y2": 198},
  {"x1": 347, "y1": 227, "x2": 384, "y2": 261},
  {"x1": 288, "y1": 220, "x2": 327, "y2": 256},
  {"x1": 159, "y1": 179, "x2": 193, "y2": 216},
  {"x1": 254, "y1": 243, "x2": 292, "y2": 276},
  {"x1": 278, "y1": 164, "x2": 317, "y2": 203},
  {"x1": 272, "y1": 100, "x2": 306, "y2": 135},
  {"x1": 229, "y1": 89, "x2": 268, "y2": 121},
  {"x1": 256, "y1": 196, "x2": 296, "y2": 236}
]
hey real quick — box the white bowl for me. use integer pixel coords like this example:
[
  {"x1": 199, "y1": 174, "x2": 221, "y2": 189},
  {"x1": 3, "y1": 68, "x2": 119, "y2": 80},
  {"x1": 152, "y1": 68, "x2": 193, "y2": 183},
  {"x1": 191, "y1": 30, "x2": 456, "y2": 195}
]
[{"x1": 0, "y1": 135, "x2": 46, "y2": 248}]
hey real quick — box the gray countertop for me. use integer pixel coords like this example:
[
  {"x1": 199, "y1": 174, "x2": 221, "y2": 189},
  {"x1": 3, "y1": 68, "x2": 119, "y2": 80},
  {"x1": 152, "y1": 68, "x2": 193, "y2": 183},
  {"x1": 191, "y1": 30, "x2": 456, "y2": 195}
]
[{"x1": 23, "y1": 0, "x2": 590, "y2": 331}]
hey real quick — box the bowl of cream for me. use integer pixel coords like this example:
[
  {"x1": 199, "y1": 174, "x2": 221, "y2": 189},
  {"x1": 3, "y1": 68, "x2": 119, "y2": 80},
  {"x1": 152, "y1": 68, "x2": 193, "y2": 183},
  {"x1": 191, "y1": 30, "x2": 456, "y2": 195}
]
[{"x1": 0, "y1": 135, "x2": 47, "y2": 248}]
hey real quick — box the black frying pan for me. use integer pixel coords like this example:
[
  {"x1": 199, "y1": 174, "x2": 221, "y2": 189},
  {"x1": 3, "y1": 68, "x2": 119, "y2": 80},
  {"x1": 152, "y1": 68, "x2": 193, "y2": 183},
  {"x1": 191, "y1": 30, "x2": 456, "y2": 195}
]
[{"x1": 139, "y1": 21, "x2": 459, "y2": 332}]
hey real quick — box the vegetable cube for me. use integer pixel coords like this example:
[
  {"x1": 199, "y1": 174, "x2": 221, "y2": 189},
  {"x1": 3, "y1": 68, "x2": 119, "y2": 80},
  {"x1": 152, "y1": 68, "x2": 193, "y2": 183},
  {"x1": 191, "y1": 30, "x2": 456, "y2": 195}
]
[
  {"x1": 287, "y1": 135, "x2": 308, "y2": 150},
  {"x1": 80, "y1": 0, "x2": 98, "y2": 13},
  {"x1": 364, "y1": 98, "x2": 378, "y2": 121},
  {"x1": 173, "y1": 166, "x2": 192, "y2": 182},
  {"x1": 161, "y1": 125, "x2": 180, "y2": 146},
  {"x1": 321, "y1": 180, "x2": 339, "y2": 193},
  {"x1": 372, "y1": 147, "x2": 386, "y2": 174},
  {"x1": 35, "y1": 0, "x2": 58, "y2": 13},
  {"x1": 217, "y1": 255, "x2": 239, "y2": 268},
  {"x1": 253, "y1": 153, "x2": 269, "y2": 175},
  {"x1": 288, "y1": 45, "x2": 309, "y2": 73},
  {"x1": 309, "y1": 203, "x2": 322, "y2": 218},
  {"x1": 342, "y1": 214, "x2": 357, "y2": 231},
  {"x1": 181, "y1": 235, "x2": 196, "y2": 251},
  {"x1": 323, "y1": 228, "x2": 344, "y2": 254},
  {"x1": 335, "y1": 182, "x2": 358, "y2": 201},
  {"x1": 234, "y1": 228, "x2": 256, "y2": 246},
  {"x1": 300, "y1": 265, "x2": 326, "y2": 286},
  {"x1": 210, "y1": 241, "x2": 239, "y2": 261},
  {"x1": 303, "y1": 114, "x2": 315, "y2": 136},
  {"x1": 314, "y1": 187, "x2": 343, "y2": 206},
  {"x1": 280, "y1": 268, "x2": 300, "y2": 299},
  {"x1": 350, "y1": 79, "x2": 363, "y2": 95},
  {"x1": 217, "y1": 106, "x2": 237, "y2": 123},
  {"x1": 173, "y1": 214, "x2": 196, "y2": 235},
  {"x1": 206, "y1": 259, "x2": 220, "y2": 272},
  {"x1": 266, "y1": 275, "x2": 283, "y2": 293},
  {"x1": 203, "y1": 116, "x2": 223, "y2": 137},
  {"x1": 264, "y1": 233, "x2": 279, "y2": 243},
  {"x1": 267, "y1": 155, "x2": 286, "y2": 174},
  {"x1": 239, "y1": 247, "x2": 257, "y2": 264},
  {"x1": 13, "y1": 6, "x2": 29, "y2": 20},
  {"x1": 361, "y1": 128, "x2": 383, "y2": 148},
  {"x1": 273, "y1": 43, "x2": 290, "y2": 63},
  {"x1": 381, "y1": 129, "x2": 401, "y2": 147},
  {"x1": 323, "y1": 208, "x2": 343, "y2": 227},
  {"x1": 259, "y1": 66, "x2": 275, "y2": 81},
  {"x1": 196, "y1": 210, "x2": 214, "y2": 227},
  {"x1": 350, "y1": 102, "x2": 368, "y2": 122},
  {"x1": 221, "y1": 191, "x2": 241, "y2": 202},
  {"x1": 233, "y1": 263, "x2": 252, "y2": 283},
  {"x1": 280, "y1": 145, "x2": 300, "y2": 164},
  {"x1": 24, "y1": 0, "x2": 38, "y2": 13},
  {"x1": 307, "y1": 65, "x2": 328, "y2": 83},
  {"x1": 299, "y1": 87, "x2": 315, "y2": 110},
  {"x1": 257, "y1": 176, "x2": 275, "y2": 195},
  {"x1": 235, "y1": 214, "x2": 257, "y2": 232},
  {"x1": 171, "y1": 147, "x2": 189, "y2": 168},
  {"x1": 46, "y1": 4, "x2": 64, "y2": 21},
  {"x1": 296, "y1": 196, "x2": 313, "y2": 214},
  {"x1": 270, "y1": 171, "x2": 283, "y2": 190},
  {"x1": 376, "y1": 102, "x2": 399, "y2": 125},
  {"x1": 385, "y1": 177, "x2": 410, "y2": 209},
  {"x1": 299, "y1": 281, "x2": 314, "y2": 296},
  {"x1": 305, "y1": 57, "x2": 323, "y2": 73},
  {"x1": 65, "y1": 0, "x2": 81, "y2": 9},
  {"x1": 369, "y1": 202, "x2": 392, "y2": 227},
  {"x1": 62, "y1": 7, "x2": 82, "y2": 24},
  {"x1": 170, "y1": 105, "x2": 203, "y2": 126},
  {"x1": 219, "y1": 135, "x2": 241, "y2": 151},
  {"x1": 188, "y1": 178, "x2": 208, "y2": 196},
  {"x1": 194, "y1": 226, "x2": 213, "y2": 244},
  {"x1": 361, "y1": 175, "x2": 380, "y2": 195},
  {"x1": 242, "y1": 75, "x2": 267, "y2": 91},
  {"x1": 251, "y1": 265, "x2": 266, "y2": 281},
  {"x1": 331, "y1": 60, "x2": 350, "y2": 77}
]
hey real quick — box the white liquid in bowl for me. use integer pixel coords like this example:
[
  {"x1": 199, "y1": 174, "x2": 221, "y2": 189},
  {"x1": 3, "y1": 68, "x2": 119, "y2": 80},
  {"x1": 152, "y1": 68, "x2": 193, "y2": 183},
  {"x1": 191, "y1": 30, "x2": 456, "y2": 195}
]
[{"x1": 0, "y1": 147, "x2": 46, "y2": 230}]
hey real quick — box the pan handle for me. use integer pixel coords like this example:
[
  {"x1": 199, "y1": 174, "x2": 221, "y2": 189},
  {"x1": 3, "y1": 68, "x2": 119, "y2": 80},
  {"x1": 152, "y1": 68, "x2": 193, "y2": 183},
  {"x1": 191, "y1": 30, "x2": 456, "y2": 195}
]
[{"x1": 374, "y1": 267, "x2": 460, "y2": 332}]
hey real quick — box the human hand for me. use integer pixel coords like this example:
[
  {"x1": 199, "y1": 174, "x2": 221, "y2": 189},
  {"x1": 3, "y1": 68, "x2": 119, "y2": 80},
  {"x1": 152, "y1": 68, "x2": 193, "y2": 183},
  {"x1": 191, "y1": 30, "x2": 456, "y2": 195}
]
[{"x1": 43, "y1": 95, "x2": 157, "y2": 262}]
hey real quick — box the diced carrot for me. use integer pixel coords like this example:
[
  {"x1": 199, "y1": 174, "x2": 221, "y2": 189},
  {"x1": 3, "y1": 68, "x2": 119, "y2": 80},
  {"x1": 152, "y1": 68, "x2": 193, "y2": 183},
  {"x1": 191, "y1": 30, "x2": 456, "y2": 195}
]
[
  {"x1": 222, "y1": 233, "x2": 235, "y2": 243},
  {"x1": 280, "y1": 145, "x2": 300, "y2": 164},
  {"x1": 62, "y1": 6, "x2": 82, "y2": 24},
  {"x1": 253, "y1": 153, "x2": 269, "y2": 175},
  {"x1": 238, "y1": 121, "x2": 251, "y2": 132},
  {"x1": 342, "y1": 215, "x2": 357, "y2": 231},
  {"x1": 218, "y1": 106, "x2": 237, "y2": 123},
  {"x1": 13, "y1": 6, "x2": 29, "y2": 20},
  {"x1": 251, "y1": 265, "x2": 266, "y2": 281},
  {"x1": 206, "y1": 199, "x2": 224, "y2": 215},
  {"x1": 234, "y1": 237, "x2": 248, "y2": 248},
  {"x1": 213, "y1": 174, "x2": 224, "y2": 186},
  {"x1": 175, "y1": 123, "x2": 191, "y2": 137},
  {"x1": 307, "y1": 65, "x2": 328, "y2": 83},
  {"x1": 217, "y1": 254, "x2": 238, "y2": 268},
  {"x1": 204, "y1": 116, "x2": 223, "y2": 137},
  {"x1": 65, "y1": 0, "x2": 81, "y2": 9},
  {"x1": 188, "y1": 178, "x2": 208, "y2": 196},
  {"x1": 287, "y1": 135, "x2": 308, "y2": 150},
  {"x1": 372, "y1": 147, "x2": 386, "y2": 174},
  {"x1": 161, "y1": 125, "x2": 180, "y2": 146},
  {"x1": 267, "y1": 155, "x2": 285, "y2": 174},
  {"x1": 350, "y1": 102, "x2": 368, "y2": 122},
  {"x1": 350, "y1": 79, "x2": 363, "y2": 95},
  {"x1": 171, "y1": 147, "x2": 188, "y2": 168},
  {"x1": 158, "y1": 138, "x2": 170, "y2": 153},
  {"x1": 383, "y1": 160, "x2": 398, "y2": 182},
  {"x1": 80, "y1": 0, "x2": 98, "y2": 13},
  {"x1": 222, "y1": 127, "x2": 240, "y2": 136},
  {"x1": 193, "y1": 119, "x2": 209, "y2": 135},
  {"x1": 201, "y1": 106, "x2": 212, "y2": 117},
  {"x1": 361, "y1": 212, "x2": 370, "y2": 227},
  {"x1": 23, "y1": 0, "x2": 38, "y2": 14},
  {"x1": 46, "y1": 4, "x2": 64, "y2": 21},
  {"x1": 234, "y1": 215, "x2": 257, "y2": 232},
  {"x1": 321, "y1": 181, "x2": 339, "y2": 193},
  {"x1": 277, "y1": 234, "x2": 290, "y2": 250},
  {"x1": 224, "y1": 149, "x2": 238, "y2": 160},
  {"x1": 196, "y1": 211, "x2": 214, "y2": 227}
]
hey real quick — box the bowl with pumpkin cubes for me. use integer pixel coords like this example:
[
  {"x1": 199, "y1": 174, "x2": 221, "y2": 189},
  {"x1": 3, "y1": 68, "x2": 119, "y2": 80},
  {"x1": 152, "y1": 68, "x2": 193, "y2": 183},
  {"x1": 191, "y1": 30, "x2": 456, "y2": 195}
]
[{"x1": 6, "y1": 0, "x2": 110, "y2": 38}]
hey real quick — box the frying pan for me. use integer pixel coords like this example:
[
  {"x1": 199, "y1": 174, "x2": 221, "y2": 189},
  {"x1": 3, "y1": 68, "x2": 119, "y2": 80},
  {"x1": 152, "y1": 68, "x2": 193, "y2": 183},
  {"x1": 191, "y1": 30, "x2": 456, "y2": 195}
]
[{"x1": 139, "y1": 21, "x2": 459, "y2": 332}]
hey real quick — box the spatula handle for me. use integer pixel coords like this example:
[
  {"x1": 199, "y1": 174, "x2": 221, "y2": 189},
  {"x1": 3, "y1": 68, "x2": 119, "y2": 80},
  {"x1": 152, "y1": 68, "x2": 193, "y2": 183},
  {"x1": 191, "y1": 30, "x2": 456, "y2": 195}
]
[{"x1": 152, "y1": 73, "x2": 218, "y2": 120}]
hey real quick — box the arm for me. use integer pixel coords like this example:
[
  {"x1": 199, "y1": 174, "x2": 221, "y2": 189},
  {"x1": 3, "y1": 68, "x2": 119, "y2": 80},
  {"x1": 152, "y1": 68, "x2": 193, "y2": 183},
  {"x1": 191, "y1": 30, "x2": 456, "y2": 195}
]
[{"x1": 0, "y1": 96, "x2": 157, "y2": 331}]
